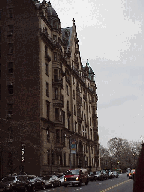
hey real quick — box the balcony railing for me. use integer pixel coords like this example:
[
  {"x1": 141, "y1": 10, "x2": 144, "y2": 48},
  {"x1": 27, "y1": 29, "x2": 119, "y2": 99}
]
[{"x1": 52, "y1": 79, "x2": 63, "y2": 88}]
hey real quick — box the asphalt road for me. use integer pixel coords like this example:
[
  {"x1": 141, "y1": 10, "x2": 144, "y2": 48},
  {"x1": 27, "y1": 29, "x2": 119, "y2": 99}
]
[{"x1": 38, "y1": 173, "x2": 133, "y2": 192}]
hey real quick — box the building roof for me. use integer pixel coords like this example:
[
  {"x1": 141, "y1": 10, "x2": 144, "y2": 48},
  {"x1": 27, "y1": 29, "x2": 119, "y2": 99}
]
[{"x1": 47, "y1": 1, "x2": 59, "y2": 18}]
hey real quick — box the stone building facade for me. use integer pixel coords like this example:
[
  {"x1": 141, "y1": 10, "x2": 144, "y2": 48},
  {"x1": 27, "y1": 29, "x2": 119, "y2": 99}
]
[{"x1": 0, "y1": 0, "x2": 99, "y2": 177}]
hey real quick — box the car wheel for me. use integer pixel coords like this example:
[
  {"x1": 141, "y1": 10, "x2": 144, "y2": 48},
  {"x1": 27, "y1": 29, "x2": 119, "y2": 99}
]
[
  {"x1": 64, "y1": 184, "x2": 68, "y2": 187},
  {"x1": 78, "y1": 182, "x2": 82, "y2": 186},
  {"x1": 32, "y1": 186, "x2": 36, "y2": 192},
  {"x1": 42, "y1": 183, "x2": 46, "y2": 190},
  {"x1": 85, "y1": 180, "x2": 88, "y2": 185},
  {"x1": 58, "y1": 181, "x2": 61, "y2": 187}
]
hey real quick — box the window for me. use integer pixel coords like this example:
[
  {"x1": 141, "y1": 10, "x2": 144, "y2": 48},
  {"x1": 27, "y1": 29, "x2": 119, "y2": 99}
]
[
  {"x1": 66, "y1": 85, "x2": 69, "y2": 95},
  {"x1": 51, "y1": 150, "x2": 54, "y2": 165},
  {"x1": 8, "y1": 43, "x2": 13, "y2": 54},
  {"x1": 73, "y1": 90, "x2": 75, "y2": 99},
  {"x1": 56, "y1": 129, "x2": 60, "y2": 143},
  {"x1": 45, "y1": 63, "x2": 48, "y2": 76},
  {"x1": 47, "y1": 150, "x2": 50, "y2": 165},
  {"x1": 89, "y1": 105, "x2": 91, "y2": 113},
  {"x1": 90, "y1": 128, "x2": 92, "y2": 140},
  {"x1": 55, "y1": 108, "x2": 59, "y2": 121},
  {"x1": 54, "y1": 69, "x2": 58, "y2": 82},
  {"x1": 7, "y1": 104, "x2": 13, "y2": 115},
  {"x1": 74, "y1": 105, "x2": 76, "y2": 116},
  {"x1": 55, "y1": 88, "x2": 58, "y2": 99},
  {"x1": 46, "y1": 82, "x2": 49, "y2": 97},
  {"x1": 46, "y1": 127, "x2": 50, "y2": 142},
  {"x1": 68, "y1": 117, "x2": 70, "y2": 130},
  {"x1": 90, "y1": 117, "x2": 91, "y2": 126},
  {"x1": 67, "y1": 100, "x2": 69, "y2": 111},
  {"x1": 64, "y1": 153, "x2": 66, "y2": 166},
  {"x1": 75, "y1": 121, "x2": 77, "y2": 132},
  {"x1": 8, "y1": 62, "x2": 13, "y2": 74},
  {"x1": 73, "y1": 77, "x2": 75, "y2": 85},
  {"x1": 46, "y1": 101, "x2": 49, "y2": 119},
  {"x1": 7, "y1": 25, "x2": 13, "y2": 36},
  {"x1": 45, "y1": 45, "x2": 48, "y2": 56},
  {"x1": 84, "y1": 102, "x2": 85, "y2": 110},
  {"x1": 8, "y1": 84, "x2": 13, "y2": 94},
  {"x1": 54, "y1": 52, "x2": 57, "y2": 61},
  {"x1": 8, "y1": 8, "x2": 13, "y2": 18}
]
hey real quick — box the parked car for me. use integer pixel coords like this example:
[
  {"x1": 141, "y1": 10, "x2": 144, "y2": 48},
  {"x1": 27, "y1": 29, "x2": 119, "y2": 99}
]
[
  {"x1": 42, "y1": 175, "x2": 60, "y2": 188},
  {"x1": 126, "y1": 170, "x2": 131, "y2": 177},
  {"x1": 88, "y1": 172, "x2": 95, "y2": 181},
  {"x1": 58, "y1": 175, "x2": 64, "y2": 186},
  {"x1": 64, "y1": 168, "x2": 89, "y2": 187},
  {"x1": 113, "y1": 171, "x2": 119, "y2": 178},
  {"x1": 101, "y1": 170, "x2": 108, "y2": 180},
  {"x1": 108, "y1": 170, "x2": 114, "y2": 179},
  {"x1": 0, "y1": 174, "x2": 28, "y2": 192},
  {"x1": 94, "y1": 171, "x2": 103, "y2": 181},
  {"x1": 27, "y1": 175, "x2": 45, "y2": 191},
  {"x1": 129, "y1": 169, "x2": 135, "y2": 179}
]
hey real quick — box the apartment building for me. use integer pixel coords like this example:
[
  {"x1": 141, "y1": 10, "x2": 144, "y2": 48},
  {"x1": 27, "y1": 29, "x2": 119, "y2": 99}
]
[{"x1": 0, "y1": 0, "x2": 99, "y2": 177}]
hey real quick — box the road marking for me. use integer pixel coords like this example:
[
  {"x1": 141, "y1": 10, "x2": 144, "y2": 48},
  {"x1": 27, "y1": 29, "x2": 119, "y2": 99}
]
[{"x1": 100, "y1": 179, "x2": 131, "y2": 192}]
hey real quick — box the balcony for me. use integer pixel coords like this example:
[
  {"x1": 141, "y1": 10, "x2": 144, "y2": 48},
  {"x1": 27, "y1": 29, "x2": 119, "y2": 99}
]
[{"x1": 52, "y1": 79, "x2": 63, "y2": 88}]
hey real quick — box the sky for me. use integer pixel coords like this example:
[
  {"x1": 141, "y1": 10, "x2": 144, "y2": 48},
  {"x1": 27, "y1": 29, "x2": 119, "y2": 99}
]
[{"x1": 40, "y1": 0, "x2": 144, "y2": 148}]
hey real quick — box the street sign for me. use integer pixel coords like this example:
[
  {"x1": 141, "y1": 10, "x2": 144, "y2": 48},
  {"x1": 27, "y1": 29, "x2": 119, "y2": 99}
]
[{"x1": 71, "y1": 139, "x2": 76, "y2": 154}]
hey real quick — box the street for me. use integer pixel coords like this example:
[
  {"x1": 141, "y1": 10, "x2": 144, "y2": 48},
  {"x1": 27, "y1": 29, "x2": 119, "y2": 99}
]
[{"x1": 38, "y1": 173, "x2": 133, "y2": 192}]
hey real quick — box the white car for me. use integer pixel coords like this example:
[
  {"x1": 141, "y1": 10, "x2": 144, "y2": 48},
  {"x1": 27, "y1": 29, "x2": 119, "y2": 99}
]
[{"x1": 58, "y1": 175, "x2": 64, "y2": 186}]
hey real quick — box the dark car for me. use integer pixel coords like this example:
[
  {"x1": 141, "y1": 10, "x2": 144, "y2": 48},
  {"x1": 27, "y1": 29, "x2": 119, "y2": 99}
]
[
  {"x1": 42, "y1": 175, "x2": 60, "y2": 188},
  {"x1": 113, "y1": 171, "x2": 119, "y2": 178},
  {"x1": 88, "y1": 172, "x2": 95, "y2": 181},
  {"x1": 0, "y1": 174, "x2": 28, "y2": 192},
  {"x1": 27, "y1": 176, "x2": 45, "y2": 191}
]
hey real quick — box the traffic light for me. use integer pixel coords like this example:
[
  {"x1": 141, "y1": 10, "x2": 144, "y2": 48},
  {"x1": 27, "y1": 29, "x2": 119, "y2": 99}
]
[{"x1": 21, "y1": 144, "x2": 25, "y2": 162}]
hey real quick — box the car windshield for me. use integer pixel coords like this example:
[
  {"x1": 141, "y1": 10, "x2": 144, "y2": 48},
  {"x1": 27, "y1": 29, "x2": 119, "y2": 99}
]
[
  {"x1": 27, "y1": 176, "x2": 36, "y2": 180},
  {"x1": 96, "y1": 171, "x2": 100, "y2": 175},
  {"x1": 42, "y1": 176, "x2": 52, "y2": 180},
  {"x1": 2, "y1": 177, "x2": 15, "y2": 182},
  {"x1": 66, "y1": 170, "x2": 79, "y2": 175}
]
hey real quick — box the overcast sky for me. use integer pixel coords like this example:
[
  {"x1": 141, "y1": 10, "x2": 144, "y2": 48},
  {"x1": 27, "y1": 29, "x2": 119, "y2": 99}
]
[{"x1": 41, "y1": 0, "x2": 144, "y2": 148}]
